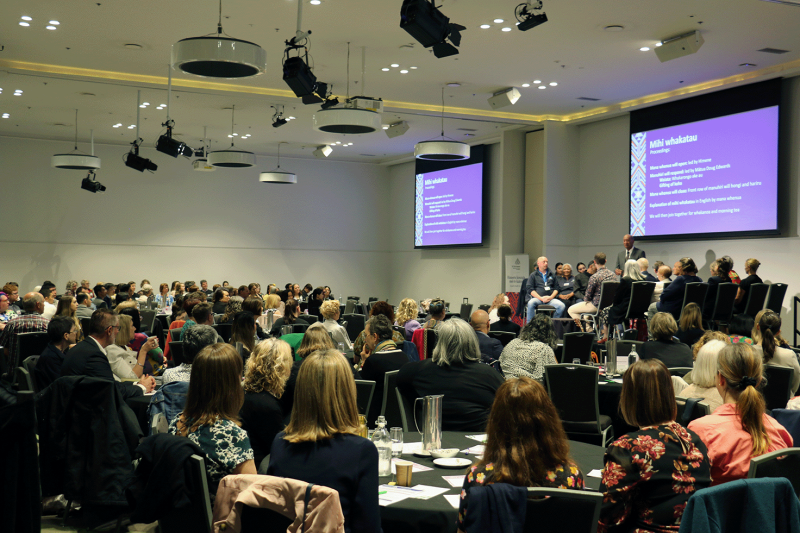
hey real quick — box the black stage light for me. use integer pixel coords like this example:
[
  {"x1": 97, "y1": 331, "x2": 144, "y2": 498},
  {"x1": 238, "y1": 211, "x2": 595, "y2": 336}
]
[
  {"x1": 283, "y1": 56, "x2": 317, "y2": 98},
  {"x1": 302, "y1": 93, "x2": 323, "y2": 105},
  {"x1": 81, "y1": 172, "x2": 106, "y2": 193},
  {"x1": 516, "y1": 1, "x2": 548, "y2": 31},
  {"x1": 272, "y1": 117, "x2": 288, "y2": 128},
  {"x1": 400, "y1": 0, "x2": 465, "y2": 58},
  {"x1": 125, "y1": 151, "x2": 158, "y2": 172},
  {"x1": 320, "y1": 97, "x2": 339, "y2": 110},
  {"x1": 156, "y1": 134, "x2": 189, "y2": 158}
]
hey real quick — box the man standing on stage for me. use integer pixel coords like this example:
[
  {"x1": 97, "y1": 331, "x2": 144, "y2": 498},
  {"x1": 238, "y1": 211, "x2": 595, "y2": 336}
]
[{"x1": 615, "y1": 234, "x2": 646, "y2": 276}]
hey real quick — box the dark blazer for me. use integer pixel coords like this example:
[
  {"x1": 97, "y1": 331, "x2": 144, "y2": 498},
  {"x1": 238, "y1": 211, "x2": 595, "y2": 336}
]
[
  {"x1": 60, "y1": 338, "x2": 144, "y2": 399},
  {"x1": 640, "y1": 339, "x2": 693, "y2": 368},
  {"x1": 475, "y1": 331, "x2": 503, "y2": 360},
  {"x1": 616, "y1": 247, "x2": 646, "y2": 271},
  {"x1": 240, "y1": 391, "x2": 285, "y2": 465},
  {"x1": 656, "y1": 275, "x2": 704, "y2": 319},
  {"x1": 643, "y1": 272, "x2": 658, "y2": 283},
  {"x1": 35, "y1": 343, "x2": 66, "y2": 390},
  {"x1": 573, "y1": 271, "x2": 591, "y2": 300},
  {"x1": 306, "y1": 299, "x2": 323, "y2": 320},
  {"x1": 212, "y1": 301, "x2": 228, "y2": 315},
  {"x1": 490, "y1": 319, "x2": 521, "y2": 336}
]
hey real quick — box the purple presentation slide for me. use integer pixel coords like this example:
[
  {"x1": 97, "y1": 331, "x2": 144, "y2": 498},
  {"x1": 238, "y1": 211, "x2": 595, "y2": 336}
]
[
  {"x1": 414, "y1": 163, "x2": 483, "y2": 247},
  {"x1": 630, "y1": 106, "x2": 779, "y2": 237}
]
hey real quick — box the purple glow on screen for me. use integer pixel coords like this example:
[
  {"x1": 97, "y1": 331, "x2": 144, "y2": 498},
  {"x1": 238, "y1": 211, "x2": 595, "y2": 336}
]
[
  {"x1": 415, "y1": 163, "x2": 483, "y2": 247},
  {"x1": 630, "y1": 106, "x2": 779, "y2": 237}
]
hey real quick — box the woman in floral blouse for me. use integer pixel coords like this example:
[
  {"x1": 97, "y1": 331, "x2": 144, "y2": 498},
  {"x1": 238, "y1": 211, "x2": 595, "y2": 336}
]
[
  {"x1": 598, "y1": 359, "x2": 711, "y2": 533},
  {"x1": 458, "y1": 377, "x2": 584, "y2": 532}
]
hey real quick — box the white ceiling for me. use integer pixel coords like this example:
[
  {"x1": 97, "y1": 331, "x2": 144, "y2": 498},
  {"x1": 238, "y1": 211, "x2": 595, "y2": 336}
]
[{"x1": 1, "y1": 0, "x2": 800, "y2": 163}]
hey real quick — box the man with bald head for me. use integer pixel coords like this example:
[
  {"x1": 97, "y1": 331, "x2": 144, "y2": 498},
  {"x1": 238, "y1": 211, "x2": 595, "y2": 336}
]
[
  {"x1": 615, "y1": 234, "x2": 646, "y2": 276},
  {"x1": 470, "y1": 309, "x2": 503, "y2": 362},
  {"x1": 0, "y1": 291, "x2": 50, "y2": 372},
  {"x1": 525, "y1": 256, "x2": 565, "y2": 323}
]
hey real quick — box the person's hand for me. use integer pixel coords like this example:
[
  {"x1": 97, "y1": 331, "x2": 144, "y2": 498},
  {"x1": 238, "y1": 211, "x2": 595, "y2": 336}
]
[
  {"x1": 615, "y1": 268, "x2": 622, "y2": 276},
  {"x1": 139, "y1": 374, "x2": 156, "y2": 392},
  {"x1": 362, "y1": 343, "x2": 372, "y2": 361}
]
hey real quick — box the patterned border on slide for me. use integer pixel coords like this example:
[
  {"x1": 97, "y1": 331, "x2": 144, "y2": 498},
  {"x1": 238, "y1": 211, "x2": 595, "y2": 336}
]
[
  {"x1": 630, "y1": 132, "x2": 647, "y2": 236},
  {"x1": 415, "y1": 173, "x2": 424, "y2": 246}
]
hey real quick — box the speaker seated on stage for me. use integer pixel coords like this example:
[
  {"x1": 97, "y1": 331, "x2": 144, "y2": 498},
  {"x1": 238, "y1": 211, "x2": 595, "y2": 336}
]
[
  {"x1": 525, "y1": 256, "x2": 565, "y2": 323},
  {"x1": 573, "y1": 261, "x2": 596, "y2": 301},
  {"x1": 567, "y1": 252, "x2": 617, "y2": 324}
]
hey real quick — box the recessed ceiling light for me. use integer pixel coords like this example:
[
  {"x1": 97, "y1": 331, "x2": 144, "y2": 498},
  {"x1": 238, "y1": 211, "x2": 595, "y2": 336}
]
[
  {"x1": 232, "y1": 133, "x2": 238, "y2": 136},
  {"x1": 480, "y1": 24, "x2": 490, "y2": 29},
  {"x1": 382, "y1": 67, "x2": 390, "y2": 71},
  {"x1": 49, "y1": 20, "x2": 60, "y2": 25},
  {"x1": 288, "y1": 116, "x2": 296, "y2": 120},
  {"x1": 739, "y1": 63, "x2": 757, "y2": 67},
  {"x1": 21, "y1": 16, "x2": 32, "y2": 21},
  {"x1": 382, "y1": 125, "x2": 389, "y2": 129},
  {"x1": 113, "y1": 124, "x2": 121, "y2": 128},
  {"x1": 142, "y1": 102, "x2": 150, "y2": 106},
  {"x1": 46, "y1": 25, "x2": 57, "y2": 30},
  {"x1": 139, "y1": 105, "x2": 146, "y2": 108},
  {"x1": 446, "y1": 82, "x2": 461, "y2": 87},
  {"x1": 502, "y1": 27, "x2": 512, "y2": 32},
  {"x1": 390, "y1": 63, "x2": 399, "y2": 67},
  {"x1": 655, "y1": 42, "x2": 663, "y2": 47},
  {"x1": 538, "y1": 86, "x2": 546, "y2": 89},
  {"x1": 19, "y1": 21, "x2": 30, "y2": 27},
  {"x1": 549, "y1": 82, "x2": 558, "y2": 86},
  {"x1": 640, "y1": 46, "x2": 650, "y2": 51},
  {"x1": 533, "y1": 79, "x2": 541, "y2": 84},
  {"x1": 494, "y1": 18, "x2": 504, "y2": 23},
  {"x1": 603, "y1": 25, "x2": 624, "y2": 32},
  {"x1": 400, "y1": 69, "x2": 409, "y2": 73},
  {"x1": 128, "y1": 125, "x2": 136, "y2": 129},
  {"x1": 334, "y1": 141, "x2": 341, "y2": 145},
  {"x1": 521, "y1": 83, "x2": 530, "y2": 87},
  {"x1": 2, "y1": 114, "x2": 9, "y2": 119},
  {"x1": 310, "y1": 0, "x2": 321, "y2": 4},
  {"x1": 228, "y1": 134, "x2": 233, "y2": 138},
  {"x1": 410, "y1": 66, "x2": 418, "y2": 69},
  {"x1": 124, "y1": 43, "x2": 143, "y2": 50}
]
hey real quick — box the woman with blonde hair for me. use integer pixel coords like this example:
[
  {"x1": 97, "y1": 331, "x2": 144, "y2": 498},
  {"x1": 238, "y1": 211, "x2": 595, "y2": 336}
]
[
  {"x1": 752, "y1": 308, "x2": 791, "y2": 348},
  {"x1": 221, "y1": 296, "x2": 244, "y2": 324},
  {"x1": 267, "y1": 349, "x2": 380, "y2": 533},
  {"x1": 751, "y1": 310, "x2": 800, "y2": 393},
  {"x1": 395, "y1": 298, "x2": 422, "y2": 340},
  {"x1": 56, "y1": 295, "x2": 83, "y2": 341},
  {"x1": 107, "y1": 313, "x2": 159, "y2": 380},
  {"x1": 679, "y1": 340, "x2": 726, "y2": 411},
  {"x1": 689, "y1": 344, "x2": 792, "y2": 485},
  {"x1": 240, "y1": 338, "x2": 293, "y2": 465},
  {"x1": 487, "y1": 293, "x2": 508, "y2": 324},
  {"x1": 170, "y1": 344, "x2": 256, "y2": 500},
  {"x1": 320, "y1": 299, "x2": 353, "y2": 349}
]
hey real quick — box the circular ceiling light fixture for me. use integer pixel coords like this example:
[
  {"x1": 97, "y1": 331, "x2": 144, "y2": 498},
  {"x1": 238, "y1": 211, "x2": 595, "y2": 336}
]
[
  {"x1": 603, "y1": 25, "x2": 624, "y2": 32},
  {"x1": 414, "y1": 87, "x2": 470, "y2": 161},
  {"x1": 313, "y1": 107, "x2": 381, "y2": 134},
  {"x1": 208, "y1": 105, "x2": 257, "y2": 167},
  {"x1": 52, "y1": 109, "x2": 102, "y2": 170},
  {"x1": 259, "y1": 143, "x2": 297, "y2": 184},
  {"x1": 172, "y1": 0, "x2": 266, "y2": 79}
]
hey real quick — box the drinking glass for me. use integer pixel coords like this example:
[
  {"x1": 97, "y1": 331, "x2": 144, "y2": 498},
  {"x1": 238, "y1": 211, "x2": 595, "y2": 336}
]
[
  {"x1": 338, "y1": 342, "x2": 346, "y2": 355},
  {"x1": 390, "y1": 427, "x2": 403, "y2": 457}
]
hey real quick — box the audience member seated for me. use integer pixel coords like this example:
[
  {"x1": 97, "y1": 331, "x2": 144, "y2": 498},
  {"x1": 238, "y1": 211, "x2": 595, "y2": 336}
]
[
  {"x1": 732, "y1": 258, "x2": 762, "y2": 314},
  {"x1": 422, "y1": 298, "x2": 447, "y2": 331},
  {"x1": 651, "y1": 265, "x2": 673, "y2": 303},
  {"x1": 267, "y1": 349, "x2": 380, "y2": 533},
  {"x1": 75, "y1": 293, "x2": 94, "y2": 320},
  {"x1": 489, "y1": 304, "x2": 521, "y2": 336},
  {"x1": 210, "y1": 288, "x2": 229, "y2": 315},
  {"x1": 567, "y1": 253, "x2": 616, "y2": 329},
  {"x1": 155, "y1": 283, "x2": 174, "y2": 309},
  {"x1": 320, "y1": 300, "x2": 353, "y2": 349},
  {"x1": 41, "y1": 286, "x2": 58, "y2": 320},
  {"x1": 242, "y1": 297, "x2": 269, "y2": 339},
  {"x1": 269, "y1": 299, "x2": 307, "y2": 337},
  {"x1": 703, "y1": 257, "x2": 733, "y2": 320},
  {"x1": 648, "y1": 257, "x2": 703, "y2": 323},
  {"x1": 180, "y1": 301, "x2": 214, "y2": 340},
  {"x1": 107, "y1": 314, "x2": 158, "y2": 380},
  {"x1": 230, "y1": 311, "x2": 257, "y2": 358},
  {"x1": 281, "y1": 327, "x2": 340, "y2": 414},
  {"x1": 359, "y1": 314, "x2": 409, "y2": 424},
  {"x1": 241, "y1": 338, "x2": 292, "y2": 466},
  {"x1": 638, "y1": 257, "x2": 657, "y2": 282},
  {"x1": 679, "y1": 340, "x2": 726, "y2": 412},
  {"x1": 470, "y1": 309, "x2": 503, "y2": 363},
  {"x1": 162, "y1": 324, "x2": 218, "y2": 384},
  {"x1": 323, "y1": 286, "x2": 334, "y2": 301},
  {"x1": 0, "y1": 292, "x2": 14, "y2": 332},
  {"x1": 751, "y1": 310, "x2": 800, "y2": 394},
  {"x1": 170, "y1": 343, "x2": 256, "y2": 500},
  {"x1": 3, "y1": 283, "x2": 21, "y2": 314},
  {"x1": 724, "y1": 255, "x2": 741, "y2": 285},
  {"x1": 353, "y1": 301, "x2": 405, "y2": 359},
  {"x1": 688, "y1": 344, "x2": 792, "y2": 485},
  {"x1": 35, "y1": 316, "x2": 78, "y2": 389},
  {"x1": 499, "y1": 313, "x2": 557, "y2": 381},
  {"x1": 56, "y1": 295, "x2": 84, "y2": 342},
  {"x1": 572, "y1": 261, "x2": 596, "y2": 302},
  {"x1": 138, "y1": 284, "x2": 153, "y2": 304},
  {"x1": 457, "y1": 377, "x2": 584, "y2": 533},
  {"x1": 0, "y1": 292, "x2": 50, "y2": 371},
  {"x1": 169, "y1": 294, "x2": 187, "y2": 325},
  {"x1": 487, "y1": 293, "x2": 508, "y2": 324},
  {"x1": 525, "y1": 256, "x2": 565, "y2": 322},
  {"x1": 555, "y1": 263, "x2": 577, "y2": 309},
  {"x1": 641, "y1": 312, "x2": 693, "y2": 368},
  {"x1": 221, "y1": 296, "x2": 244, "y2": 324},
  {"x1": 397, "y1": 318, "x2": 505, "y2": 432},
  {"x1": 728, "y1": 313, "x2": 755, "y2": 345},
  {"x1": 752, "y1": 309, "x2": 791, "y2": 349},
  {"x1": 263, "y1": 293, "x2": 284, "y2": 319},
  {"x1": 395, "y1": 298, "x2": 422, "y2": 340},
  {"x1": 599, "y1": 259, "x2": 645, "y2": 342},
  {"x1": 61, "y1": 308, "x2": 154, "y2": 398},
  {"x1": 683, "y1": 331, "x2": 732, "y2": 385},
  {"x1": 306, "y1": 287, "x2": 326, "y2": 320},
  {"x1": 598, "y1": 359, "x2": 711, "y2": 531},
  {"x1": 676, "y1": 302, "x2": 705, "y2": 347}
]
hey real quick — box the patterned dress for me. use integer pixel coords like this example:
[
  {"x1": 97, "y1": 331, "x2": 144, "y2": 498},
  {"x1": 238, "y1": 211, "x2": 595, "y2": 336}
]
[
  {"x1": 598, "y1": 422, "x2": 711, "y2": 533},
  {"x1": 168, "y1": 415, "x2": 254, "y2": 500},
  {"x1": 458, "y1": 461, "x2": 584, "y2": 530}
]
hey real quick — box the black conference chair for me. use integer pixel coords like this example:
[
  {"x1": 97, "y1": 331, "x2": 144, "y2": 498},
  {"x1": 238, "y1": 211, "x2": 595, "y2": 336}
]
[
  {"x1": 523, "y1": 487, "x2": 603, "y2": 533},
  {"x1": 157, "y1": 455, "x2": 213, "y2": 533},
  {"x1": 139, "y1": 310, "x2": 157, "y2": 334},
  {"x1": 545, "y1": 364, "x2": 614, "y2": 446},
  {"x1": 344, "y1": 300, "x2": 357, "y2": 315},
  {"x1": 291, "y1": 324, "x2": 308, "y2": 334},
  {"x1": 765, "y1": 283, "x2": 789, "y2": 314},
  {"x1": 705, "y1": 283, "x2": 738, "y2": 330},
  {"x1": 342, "y1": 314, "x2": 366, "y2": 343},
  {"x1": 762, "y1": 365, "x2": 794, "y2": 411},
  {"x1": 676, "y1": 396, "x2": 712, "y2": 426},
  {"x1": 679, "y1": 282, "x2": 709, "y2": 320},
  {"x1": 668, "y1": 367, "x2": 694, "y2": 377},
  {"x1": 743, "y1": 283, "x2": 770, "y2": 319},
  {"x1": 79, "y1": 317, "x2": 92, "y2": 335},
  {"x1": 355, "y1": 380, "x2": 376, "y2": 418},
  {"x1": 615, "y1": 340, "x2": 644, "y2": 361},
  {"x1": 392, "y1": 325, "x2": 406, "y2": 337},
  {"x1": 215, "y1": 323, "x2": 233, "y2": 342},
  {"x1": 298, "y1": 314, "x2": 318, "y2": 325},
  {"x1": 748, "y1": 448, "x2": 800, "y2": 498},
  {"x1": 0, "y1": 391, "x2": 39, "y2": 533},
  {"x1": 488, "y1": 331, "x2": 516, "y2": 347},
  {"x1": 168, "y1": 341, "x2": 185, "y2": 366},
  {"x1": 561, "y1": 332, "x2": 595, "y2": 364},
  {"x1": 156, "y1": 314, "x2": 171, "y2": 330},
  {"x1": 169, "y1": 327, "x2": 184, "y2": 342},
  {"x1": 611, "y1": 281, "x2": 655, "y2": 339},
  {"x1": 22, "y1": 356, "x2": 40, "y2": 393},
  {"x1": 584, "y1": 281, "x2": 619, "y2": 338},
  {"x1": 17, "y1": 332, "x2": 50, "y2": 363},
  {"x1": 381, "y1": 370, "x2": 405, "y2": 431}
]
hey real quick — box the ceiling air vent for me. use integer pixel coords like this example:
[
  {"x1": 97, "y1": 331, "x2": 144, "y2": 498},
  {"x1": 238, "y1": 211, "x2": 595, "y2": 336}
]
[
  {"x1": 757, "y1": 47, "x2": 790, "y2": 54},
  {"x1": 760, "y1": 0, "x2": 800, "y2": 6},
  {"x1": 456, "y1": 128, "x2": 477, "y2": 132},
  {"x1": 577, "y1": 97, "x2": 601, "y2": 101}
]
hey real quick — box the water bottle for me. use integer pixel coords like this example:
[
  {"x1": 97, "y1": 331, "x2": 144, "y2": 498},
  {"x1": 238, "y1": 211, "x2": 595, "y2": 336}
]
[
  {"x1": 371, "y1": 415, "x2": 393, "y2": 476},
  {"x1": 628, "y1": 344, "x2": 639, "y2": 368}
]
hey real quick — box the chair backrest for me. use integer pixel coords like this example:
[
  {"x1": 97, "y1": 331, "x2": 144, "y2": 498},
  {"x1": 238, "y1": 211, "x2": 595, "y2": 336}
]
[
  {"x1": 748, "y1": 448, "x2": 800, "y2": 498},
  {"x1": 765, "y1": 283, "x2": 789, "y2": 314},
  {"x1": 668, "y1": 367, "x2": 694, "y2": 377},
  {"x1": 157, "y1": 455, "x2": 212, "y2": 533},
  {"x1": 681, "y1": 282, "x2": 709, "y2": 316},
  {"x1": 392, "y1": 325, "x2": 405, "y2": 336},
  {"x1": 710, "y1": 283, "x2": 739, "y2": 322},
  {"x1": 140, "y1": 309, "x2": 157, "y2": 333},
  {"x1": 615, "y1": 340, "x2": 644, "y2": 360},
  {"x1": 215, "y1": 323, "x2": 233, "y2": 342},
  {"x1": 240, "y1": 505, "x2": 295, "y2": 533},
  {"x1": 423, "y1": 328, "x2": 438, "y2": 360},
  {"x1": 168, "y1": 341, "x2": 185, "y2": 366},
  {"x1": 355, "y1": 380, "x2": 376, "y2": 418},
  {"x1": 561, "y1": 332, "x2": 595, "y2": 364},
  {"x1": 22, "y1": 356, "x2": 40, "y2": 393},
  {"x1": 488, "y1": 331, "x2": 516, "y2": 347},
  {"x1": 17, "y1": 332, "x2": 50, "y2": 361},
  {"x1": 524, "y1": 487, "x2": 603, "y2": 533},
  {"x1": 15, "y1": 367, "x2": 34, "y2": 392},
  {"x1": 291, "y1": 324, "x2": 309, "y2": 334},
  {"x1": 621, "y1": 328, "x2": 639, "y2": 341},
  {"x1": 595, "y1": 281, "x2": 620, "y2": 313},
  {"x1": 395, "y1": 388, "x2": 412, "y2": 433},
  {"x1": 676, "y1": 396, "x2": 712, "y2": 425},
  {"x1": 79, "y1": 317, "x2": 92, "y2": 335},
  {"x1": 743, "y1": 283, "x2": 770, "y2": 318},
  {"x1": 150, "y1": 413, "x2": 169, "y2": 434},
  {"x1": 623, "y1": 281, "x2": 656, "y2": 321},
  {"x1": 342, "y1": 314, "x2": 366, "y2": 343},
  {"x1": 762, "y1": 365, "x2": 793, "y2": 411},
  {"x1": 400, "y1": 340, "x2": 420, "y2": 362},
  {"x1": 460, "y1": 303, "x2": 474, "y2": 320},
  {"x1": 545, "y1": 364, "x2": 601, "y2": 429},
  {"x1": 344, "y1": 300, "x2": 357, "y2": 315},
  {"x1": 381, "y1": 370, "x2": 406, "y2": 430},
  {"x1": 169, "y1": 327, "x2": 184, "y2": 342},
  {"x1": 156, "y1": 314, "x2": 171, "y2": 330},
  {"x1": 299, "y1": 314, "x2": 318, "y2": 325}
]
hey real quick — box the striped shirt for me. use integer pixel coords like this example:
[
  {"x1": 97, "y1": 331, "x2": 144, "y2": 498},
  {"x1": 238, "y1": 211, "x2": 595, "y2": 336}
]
[{"x1": 0, "y1": 312, "x2": 50, "y2": 369}]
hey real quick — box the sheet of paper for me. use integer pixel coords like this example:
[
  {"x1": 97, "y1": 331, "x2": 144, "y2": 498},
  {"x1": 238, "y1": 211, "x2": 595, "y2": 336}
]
[
  {"x1": 460, "y1": 444, "x2": 485, "y2": 455},
  {"x1": 587, "y1": 469, "x2": 603, "y2": 478},
  {"x1": 444, "y1": 494, "x2": 461, "y2": 509},
  {"x1": 378, "y1": 485, "x2": 414, "y2": 506},
  {"x1": 442, "y1": 475, "x2": 465, "y2": 487},
  {"x1": 391, "y1": 458, "x2": 433, "y2": 474},
  {"x1": 410, "y1": 484, "x2": 451, "y2": 500},
  {"x1": 465, "y1": 434, "x2": 487, "y2": 443},
  {"x1": 402, "y1": 441, "x2": 423, "y2": 454}
]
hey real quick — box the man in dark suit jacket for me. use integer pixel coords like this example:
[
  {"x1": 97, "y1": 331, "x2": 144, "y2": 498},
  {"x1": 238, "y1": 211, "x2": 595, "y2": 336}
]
[
  {"x1": 470, "y1": 310, "x2": 503, "y2": 362},
  {"x1": 61, "y1": 308, "x2": 155, "y2": 399},
  {"x1": 638, "y1": 258, "x2": 658, "y2": 282},
  {"x1": 615, "y1": 234, "x2": 646, "y2": 276}
]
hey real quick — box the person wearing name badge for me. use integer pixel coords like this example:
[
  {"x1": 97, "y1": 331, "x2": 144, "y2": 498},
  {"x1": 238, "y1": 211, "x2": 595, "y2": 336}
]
[
  {"x1": 615, "y1": 234, "x2": 646, "y2": 276},
  {"x1": 525, "y1": 256, "x2": 565, "y2": 322}
]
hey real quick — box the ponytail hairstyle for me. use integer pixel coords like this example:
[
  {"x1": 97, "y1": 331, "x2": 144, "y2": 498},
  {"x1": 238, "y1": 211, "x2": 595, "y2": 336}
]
[
  {"x1": 717, "y1": 344, "x2": 769, "y2": 456},
  {"x1": 757, "y1": 310, "x2": 781, "y2": 363},
  {"x1": 678, "y1": 257, "x2": 698, "y2": 276},
  {"x1": 717, "y1": 256, "x2": 733, "y2": 281}
]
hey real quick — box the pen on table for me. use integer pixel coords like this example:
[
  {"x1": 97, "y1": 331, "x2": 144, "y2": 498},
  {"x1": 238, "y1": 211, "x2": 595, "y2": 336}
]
[{"x1": 378, "y1": 491, "x2": 387, "y2": 495}]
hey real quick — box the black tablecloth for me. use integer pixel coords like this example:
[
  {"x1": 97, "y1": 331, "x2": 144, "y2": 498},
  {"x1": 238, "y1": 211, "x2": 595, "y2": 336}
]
[{"x1": 379, "y1": 431, "x2": 604, "y2": 533}]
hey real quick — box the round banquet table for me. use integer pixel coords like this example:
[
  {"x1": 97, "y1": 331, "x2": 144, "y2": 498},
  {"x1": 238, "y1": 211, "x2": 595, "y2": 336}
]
[{"x1": 379, "y1": 431, "x2": 605, "y2": 533}]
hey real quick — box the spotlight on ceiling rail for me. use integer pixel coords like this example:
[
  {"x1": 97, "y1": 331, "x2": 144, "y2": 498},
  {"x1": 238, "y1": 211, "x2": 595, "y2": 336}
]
[{"x1": 400, "y1": 0, "x2": 466, "y2": 58}]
